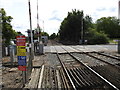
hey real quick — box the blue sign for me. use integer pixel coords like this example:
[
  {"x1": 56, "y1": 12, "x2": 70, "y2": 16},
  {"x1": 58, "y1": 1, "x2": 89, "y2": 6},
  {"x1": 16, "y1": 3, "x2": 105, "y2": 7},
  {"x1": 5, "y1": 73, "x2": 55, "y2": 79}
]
[{"x1": 18, "y1": 56, "x2": 26, "y2": 65}]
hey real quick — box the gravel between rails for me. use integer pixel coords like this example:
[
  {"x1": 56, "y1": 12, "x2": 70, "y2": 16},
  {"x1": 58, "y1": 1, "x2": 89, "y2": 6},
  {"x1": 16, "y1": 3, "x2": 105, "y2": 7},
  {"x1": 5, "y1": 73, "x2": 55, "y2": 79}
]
[
  {"x1": 72, "y1": 53, "x2": 107, "y2": 66},
  {"x1": 88, "y1": 52, "x2": 120, "y2": 64},
  {"x1": 71, "y1": 52, "x2": 120, "y2": 88}
]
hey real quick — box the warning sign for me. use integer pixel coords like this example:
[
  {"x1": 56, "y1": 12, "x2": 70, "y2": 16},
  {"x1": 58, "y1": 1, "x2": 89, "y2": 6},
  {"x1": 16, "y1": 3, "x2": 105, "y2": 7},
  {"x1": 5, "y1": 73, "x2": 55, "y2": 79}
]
[
  {"x1": 17, "y1": 52, "x2": 26, "y2": 56},
  {"x1": 18, "y1": 66, "x2": 26, "y2": 71},
  {"x1": 16, "y1": 36, "x2": 26, "y2": 46},
  {"x1": 17, "y1": 46, "x2": 26, "y2": 49},
  {"x1": 18, "y1": 56, "x2": 26, "y2": 65},
  {"x1": 16, "y1": 35, "x2": 26, "y2": 71},
  {"x1": 17, "y1": 46, "x2": 26, "y2": 52}
]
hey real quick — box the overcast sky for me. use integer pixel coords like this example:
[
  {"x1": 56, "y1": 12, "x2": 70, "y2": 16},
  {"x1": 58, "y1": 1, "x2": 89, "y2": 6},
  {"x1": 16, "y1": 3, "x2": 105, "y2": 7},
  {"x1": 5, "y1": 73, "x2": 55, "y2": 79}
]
[{"x1": 0, "y1": 0, "x2": 119, "y2": 35}]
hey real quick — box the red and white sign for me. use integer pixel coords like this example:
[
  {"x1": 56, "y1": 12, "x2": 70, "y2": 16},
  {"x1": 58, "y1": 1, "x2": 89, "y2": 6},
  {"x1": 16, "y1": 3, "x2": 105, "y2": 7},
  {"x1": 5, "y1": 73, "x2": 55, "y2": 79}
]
[
  {"x1": 16, "y1": 35, "x2": 26, "y2": 71},
  {"x1": 18, "y1": 66, "x2": 26, "y2": 71},
  {"x1": 16, "y1": 36, "x2": 26, "y2": 46}
]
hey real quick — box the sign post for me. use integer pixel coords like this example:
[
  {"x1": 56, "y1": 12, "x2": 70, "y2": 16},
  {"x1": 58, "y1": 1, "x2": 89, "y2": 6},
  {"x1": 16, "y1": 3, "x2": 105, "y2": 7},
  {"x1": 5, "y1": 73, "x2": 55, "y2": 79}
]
[{"x1": 16, "y1": 35, "x2": 26, "y2": 86}]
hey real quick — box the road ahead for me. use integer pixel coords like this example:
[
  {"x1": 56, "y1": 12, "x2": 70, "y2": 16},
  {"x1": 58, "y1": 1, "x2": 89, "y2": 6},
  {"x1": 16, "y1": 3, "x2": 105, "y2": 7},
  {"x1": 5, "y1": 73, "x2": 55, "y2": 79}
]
[{"x1": 44, "y1": 44, "x2": 118, "y2": 53}]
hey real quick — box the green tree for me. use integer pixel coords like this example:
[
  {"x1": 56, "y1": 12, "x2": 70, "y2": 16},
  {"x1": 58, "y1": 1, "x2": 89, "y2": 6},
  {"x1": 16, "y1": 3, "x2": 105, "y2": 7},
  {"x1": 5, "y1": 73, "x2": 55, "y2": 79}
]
[
  {"x1": 50, "y1": 33, "x2": 57, "y2": 39},
  {"x1": 59, "y1": 9, "x2": 83, "y2": 44},
  {"x1": 96, "y1": 17, "x2": 120, "y2": 38},
  {"x1": 0, "y1": 8, "x2": 17, "y2": 46},
  {"x1": 41, "y1": 32, "x2": 49, "y2": 37},
  {"x1": 34, "y1": 27, "x2": 42, "y2": 38},
  {"x1": 59, "y1": 9, "x2": 109, "y2": 45},
  {"x1": 86, "y1": 28, "x2": 109, "y2": 44}
]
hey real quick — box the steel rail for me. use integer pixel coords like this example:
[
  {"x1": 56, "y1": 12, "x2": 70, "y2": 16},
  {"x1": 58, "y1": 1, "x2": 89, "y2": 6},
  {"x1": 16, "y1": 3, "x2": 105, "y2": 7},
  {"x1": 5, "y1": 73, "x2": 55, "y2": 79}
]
[
  {"x1": 71, "y1": 53, "x2": 119, "y2": 90},
  {"x1": 94, "y1": 52, "x2": 120, "y2": 61},
  {"x1": 85, "y1": 52, "x2": 120, "y2": 69},
  {"x1": 61, "y1": 46, "x2": 119, "y2": 90},
  {"x1": 70, "y1": 46, "x2": 120, "y2": 69},
  {"x1": 54, "y1": 46, "x2": 77, "y2": 90},
  {"x1": 57, "y1": 53, "x2": 77, "y2": 90}
]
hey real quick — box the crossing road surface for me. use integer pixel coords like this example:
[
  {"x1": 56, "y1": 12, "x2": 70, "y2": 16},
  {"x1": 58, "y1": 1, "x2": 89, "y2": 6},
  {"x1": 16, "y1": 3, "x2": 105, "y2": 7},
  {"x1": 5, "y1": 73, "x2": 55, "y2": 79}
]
[{"x1": 44, "y1": 45, "x2": 118, "y2": 53}]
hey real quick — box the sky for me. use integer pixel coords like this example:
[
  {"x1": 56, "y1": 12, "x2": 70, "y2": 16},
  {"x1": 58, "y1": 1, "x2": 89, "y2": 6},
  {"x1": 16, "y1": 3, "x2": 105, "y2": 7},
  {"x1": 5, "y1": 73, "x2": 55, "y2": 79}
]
[{"x1": 0, "y1": 0, "x2": 119, "y2": 36}]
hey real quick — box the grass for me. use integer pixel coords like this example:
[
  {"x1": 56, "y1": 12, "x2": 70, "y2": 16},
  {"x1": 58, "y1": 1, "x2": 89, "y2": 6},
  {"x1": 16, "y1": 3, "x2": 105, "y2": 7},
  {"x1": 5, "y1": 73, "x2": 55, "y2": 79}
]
[{"x1": 109, "y1": 38, "x2": 120, "y2": 44}]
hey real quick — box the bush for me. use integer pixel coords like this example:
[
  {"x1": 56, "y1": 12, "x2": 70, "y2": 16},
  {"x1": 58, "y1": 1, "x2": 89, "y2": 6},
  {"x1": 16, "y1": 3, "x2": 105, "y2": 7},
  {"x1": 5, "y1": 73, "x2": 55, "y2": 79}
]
[{"x1": 87, "y1": 29, "x2": 109, "y2": 44}]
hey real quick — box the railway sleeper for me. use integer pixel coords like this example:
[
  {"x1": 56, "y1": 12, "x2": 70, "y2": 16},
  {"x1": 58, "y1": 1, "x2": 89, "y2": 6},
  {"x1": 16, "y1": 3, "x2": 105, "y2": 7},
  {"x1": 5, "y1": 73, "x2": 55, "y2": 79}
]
[
  {"x1": 72, "y1": 68, "x2": 91, "y2": 86},
  {"x1": 75, "y1": 68, "x2": 94, "y2": 86},
  {"x1": 77, "y1": 68, "x2": 99, "y2": 86},
  {"x1": 67, "y1": 69, "x2": 82, "y2": 88},
  {"x1": 92, "y1": 65, "x2": 120, "y2": 88},
  {"x1": 79, "y1": 67, "x2": 106, "y2": 86}
]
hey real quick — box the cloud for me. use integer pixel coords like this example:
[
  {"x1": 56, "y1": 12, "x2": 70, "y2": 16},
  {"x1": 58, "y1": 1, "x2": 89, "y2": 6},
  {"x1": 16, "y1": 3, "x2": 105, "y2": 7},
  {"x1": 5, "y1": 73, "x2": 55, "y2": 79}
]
[
  {"x1": 49, "y1": 11, "x2": 62, "y2": 21},
  {"x1": 49, "y1": 16, "x2": 62, "y2": 21},
  {"x1": 96, "y1": 8, "x2": 106, "y2": 11},
  {"x1": 0, "y1": 0, "x2": 119, "y2": 35},
  {"x1": 109, "y1": 7, "x2": 116, "y2": 12}
]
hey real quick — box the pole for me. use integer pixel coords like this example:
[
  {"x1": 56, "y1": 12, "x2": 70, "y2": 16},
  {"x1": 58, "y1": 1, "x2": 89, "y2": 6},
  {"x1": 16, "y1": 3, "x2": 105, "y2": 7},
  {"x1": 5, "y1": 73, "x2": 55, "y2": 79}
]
[
  {"x1": 43, "y1": 20, "x2": 44, "y2": 32},
  {"x1": 28, "y1": 0, "x2": 34, "y2": 75},
  {"x1": 0, "y1": 22, "x2": 1, "y2": 89},
  {"x1": 81, "y1": 16, "x2": 83, "y2": 44},
  {"x1": 118, "y1": 1, "x2": 120, "y2": 20},
  {"x1": 22, "y1": 71, "x2": 26, "y2": 87},
  {"x1": 28, "y1": 0, "x2": 33, "y2": 46},
  {"x1": 37, "y1": 0, "x2": 41, "y2": 43},
  {"x1": 118, "y1": 1, "x2": 120, "y2": 54}
]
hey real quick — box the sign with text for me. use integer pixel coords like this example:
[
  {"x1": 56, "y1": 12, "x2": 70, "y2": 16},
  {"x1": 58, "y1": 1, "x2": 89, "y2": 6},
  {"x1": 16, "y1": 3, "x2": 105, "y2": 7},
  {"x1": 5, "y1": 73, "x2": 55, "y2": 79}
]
[
  {"x1": 17, "y1": 52, "x2": 26, "y2": 56},
  {"x1": 17, "y1": 56, "x2": 26, "y2": 65},
  {"x1": 16, "y1": 36, "x2": 26, "y2": 46},
  {"x1": 16, "y1": 35, "x2": 26, "y2": 71},
  {"x1": 17, "y1": 46, "x2": 26, "y2": 53},
  {"x1": 18, "y1": 66, "x2": 26, "y2": 71}
]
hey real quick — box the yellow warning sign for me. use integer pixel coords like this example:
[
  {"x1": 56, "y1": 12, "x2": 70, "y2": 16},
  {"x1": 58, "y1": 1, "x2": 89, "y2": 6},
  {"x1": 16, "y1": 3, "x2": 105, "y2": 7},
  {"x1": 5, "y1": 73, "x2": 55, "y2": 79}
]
[
  {"x1": 17, "y1": 46, "x2": 26, "y2": 49},
  {"x1": 17, "y1": 46, "x2": 26, "y2": 56},
  {"x1": 17, "y1": 46, "x2": 26, "y2": 52},
  {"x1": 17, "y1": 52, "x2": 26, "y2": 56},
  {"x1": 17, "y1": 49, "x2": 26, "y2": 52}
]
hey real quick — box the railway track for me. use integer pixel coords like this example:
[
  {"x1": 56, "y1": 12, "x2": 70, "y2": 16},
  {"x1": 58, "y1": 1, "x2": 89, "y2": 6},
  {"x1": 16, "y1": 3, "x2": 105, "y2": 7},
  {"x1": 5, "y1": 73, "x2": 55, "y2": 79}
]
[
  {"x1": 87, "y1": 52, "x2": 120, "y2": 65},
  {"x1": 24, "y1": 42, "x2": 120, "y2": 89},
  {"x1": 54, "y1": 46, "x2": 119, "y2": 89}
]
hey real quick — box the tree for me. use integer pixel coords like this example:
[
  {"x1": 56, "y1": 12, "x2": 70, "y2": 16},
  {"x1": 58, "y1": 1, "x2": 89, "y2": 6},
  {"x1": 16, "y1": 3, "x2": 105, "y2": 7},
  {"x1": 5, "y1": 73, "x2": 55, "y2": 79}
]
[
  {"x1": 50, "y1": 33, "x2": 57, "y2": 39},
  {"x1": 59, "y1": 9, "x2": 109, "y2": 45},
  {"x1": 41, "y1": 32, "x2": 49, "y2": 37},
  {"x1": 33, "y1": 27, "x2": 42, "y2": 39},
  {"x1": 86, "y1": 28, "x2": 109, "y2": 44},
  {"x1": 59, "y1": 9, "x2": 83, "y2": 44},
  {"x1": 0, "y1": 8, "x2": 18, "y2": 46},
  {"x1": 96, "y1": 17, "x2": 120, "y2": 38}
]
